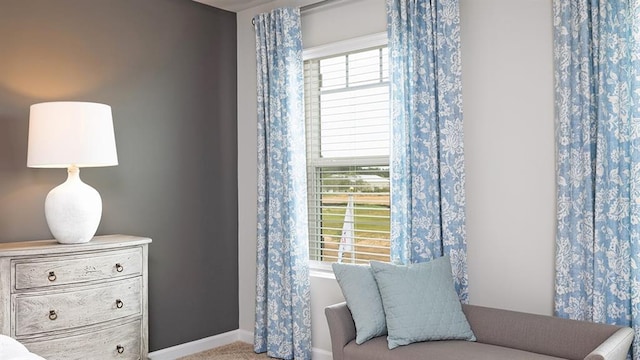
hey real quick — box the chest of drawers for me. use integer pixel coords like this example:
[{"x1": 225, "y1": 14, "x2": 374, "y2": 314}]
[{"x1": 0, "y1": 234, "x2": 151, "y2": 360}]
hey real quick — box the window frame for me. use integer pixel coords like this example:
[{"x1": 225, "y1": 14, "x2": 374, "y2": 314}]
[{"x1": 303, "y1": 32, "x2": 390, "y2": 273}]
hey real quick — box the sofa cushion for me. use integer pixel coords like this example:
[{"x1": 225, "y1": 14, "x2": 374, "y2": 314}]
[
  {"x1": 462, "y1": 304, "x2": 626, "y2": 360},
  {"x1": 342, "y1": 337, "x2": 568, "y2": 360},
  {"x1": 370, "y1": 257, "x2": 475, "y2": 349},
  {"x1": 332, "y1": 263, "x2": 387, "y2": 344}
]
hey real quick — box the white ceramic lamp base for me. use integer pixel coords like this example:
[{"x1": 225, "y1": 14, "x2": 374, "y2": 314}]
[{"x1": 45, "y1": 166, "x2": 102, "y2": 244}]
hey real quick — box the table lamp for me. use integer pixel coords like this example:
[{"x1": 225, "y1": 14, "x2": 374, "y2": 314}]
[{"x1": 27, "y1": 101, "x2": 118, "y2": 244}]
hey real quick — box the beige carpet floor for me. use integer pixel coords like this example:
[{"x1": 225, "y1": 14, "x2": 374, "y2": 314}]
[{"x1": 178, "y1": 342, "x2": 273, "y2": 360}]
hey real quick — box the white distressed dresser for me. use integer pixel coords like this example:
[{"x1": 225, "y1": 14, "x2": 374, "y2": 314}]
[{"x1": 0, "y1": 234, "x2": 151, "y2": 360}]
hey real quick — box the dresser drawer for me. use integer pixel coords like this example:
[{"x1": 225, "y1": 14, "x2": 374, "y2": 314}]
[
  {"x1": 14, "y1": 277, "x2": 142, "y2": 337},
  {"x1": 22, "y1": 319, "x2": 142, "y2": 360},
  {"x1": 14, "y1": 247, "x2": 142, "y2": 290}
]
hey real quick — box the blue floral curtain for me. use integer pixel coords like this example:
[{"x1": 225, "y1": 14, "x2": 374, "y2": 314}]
[
  {"x1": 253, "y1": 8, "x2": 312, "y2": 360},
  {"x1": 386, "y1": 0, "x2": 468, "y2": 301},
  {"x1": 554, "y1": 0, "x2": 640, "y2": 357}
]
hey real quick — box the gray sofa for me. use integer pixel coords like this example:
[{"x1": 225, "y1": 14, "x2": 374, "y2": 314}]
[{"x1": 325, "y1": 302, "x2": 634, "y2": 360}]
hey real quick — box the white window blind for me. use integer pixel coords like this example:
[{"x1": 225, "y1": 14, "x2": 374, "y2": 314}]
[{"x1": 304, "y1": 39, "x2": 390, "y2": 265}]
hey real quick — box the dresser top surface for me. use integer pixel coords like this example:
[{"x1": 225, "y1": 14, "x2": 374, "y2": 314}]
[{"x1": 0, "y1": 234, "x2": 151, "y2": 256}]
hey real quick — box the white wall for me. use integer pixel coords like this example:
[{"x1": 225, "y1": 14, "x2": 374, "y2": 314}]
[
  {"x1": 461, "y1": 0, "x2": 555, "y2": 315},
  {"x1": 238, "y1": 0, "x2": 555, "y2": 354}
]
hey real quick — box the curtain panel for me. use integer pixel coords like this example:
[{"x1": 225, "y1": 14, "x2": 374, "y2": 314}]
[
  {"x1": 553, "y1": 0, "x2": 640, "y2": 357},
  {"x1": 253, "y1": 7, "x2": 312, "y2": 360},
  {"x1": 386, "y1": 0, "x2": 469, "y2": 301}
]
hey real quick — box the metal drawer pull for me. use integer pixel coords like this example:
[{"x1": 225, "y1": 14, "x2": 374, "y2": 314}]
[
  {"x1": 116, "y1": 299, "x2": 124, "y2": 309},
  {"x1": 48, "y1": 271, "x2": 57, "y2": 282},
  {"x1": 115, "y1": 263, "x2": 124, "y2": 272},
  {"x1": 116, "y1": 345, "x2": 125, "y2": 354},
  {"x1": 48, "y1": 310, "x2": 57, "y2": 321}
]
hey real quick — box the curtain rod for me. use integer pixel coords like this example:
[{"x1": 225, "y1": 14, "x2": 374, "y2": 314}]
[
  {"x1": 251, "y1": 0, "x2": 342, "y2": 25},
  {"x1": 301, "y1": 0, "x2": 335, "y2": 12}
]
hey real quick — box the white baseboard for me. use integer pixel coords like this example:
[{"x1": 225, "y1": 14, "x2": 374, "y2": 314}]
[
  {"x1": 237, "y1": 329, "x2": 253, "y2": 343},
  {"x1": 148, "y1": 330, "x2": 240, "y2": 360},
  {"x1": 148, "y1": 329, "x2": 332, "y2": 360},
  {"x1": 312, "y1": 347, "x2": 333, "y2": 360}
]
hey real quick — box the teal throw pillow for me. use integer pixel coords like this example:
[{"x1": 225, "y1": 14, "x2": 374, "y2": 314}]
[
  {"x1": 370, "y1": 256, "x2": 475, "y2": 349},
  {"x1": 332, "y1": 263, "x2": 387, "y2": 344}
]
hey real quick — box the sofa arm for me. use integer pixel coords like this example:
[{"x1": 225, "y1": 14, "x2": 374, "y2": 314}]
[
  {"x1": 585, "y1": 327, "x2": 634, "y2": 360},
  {"x1": 325, "y1": 302, "x2": 356, "y2": 360}
]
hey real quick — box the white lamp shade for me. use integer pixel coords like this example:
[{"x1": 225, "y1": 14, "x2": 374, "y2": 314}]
[{"x1": 27, "y1": 101, "x2": 118, "y2": 168}]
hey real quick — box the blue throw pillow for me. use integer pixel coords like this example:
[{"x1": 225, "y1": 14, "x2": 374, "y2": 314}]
[
  {"x1": 332, "y1": 263, "x2": 387, "y2": 344},
  {"x1": 370, "y1": 256, "x2": 475, "y2": 349}
]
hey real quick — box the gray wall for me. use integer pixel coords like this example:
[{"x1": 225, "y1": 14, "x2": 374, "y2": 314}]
[{"x1": 0, "y1": 0, "x2": 238, "y2": 351}]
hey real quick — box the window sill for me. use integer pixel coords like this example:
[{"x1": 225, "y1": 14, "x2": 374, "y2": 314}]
[{"x1": 309, "y1": 261, "x2": 336, "y2": 279}]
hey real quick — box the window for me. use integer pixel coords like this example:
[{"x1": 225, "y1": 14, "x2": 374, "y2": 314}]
[{"x1": 304, "y1": 34, "x2": 390, "y2": 265}]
